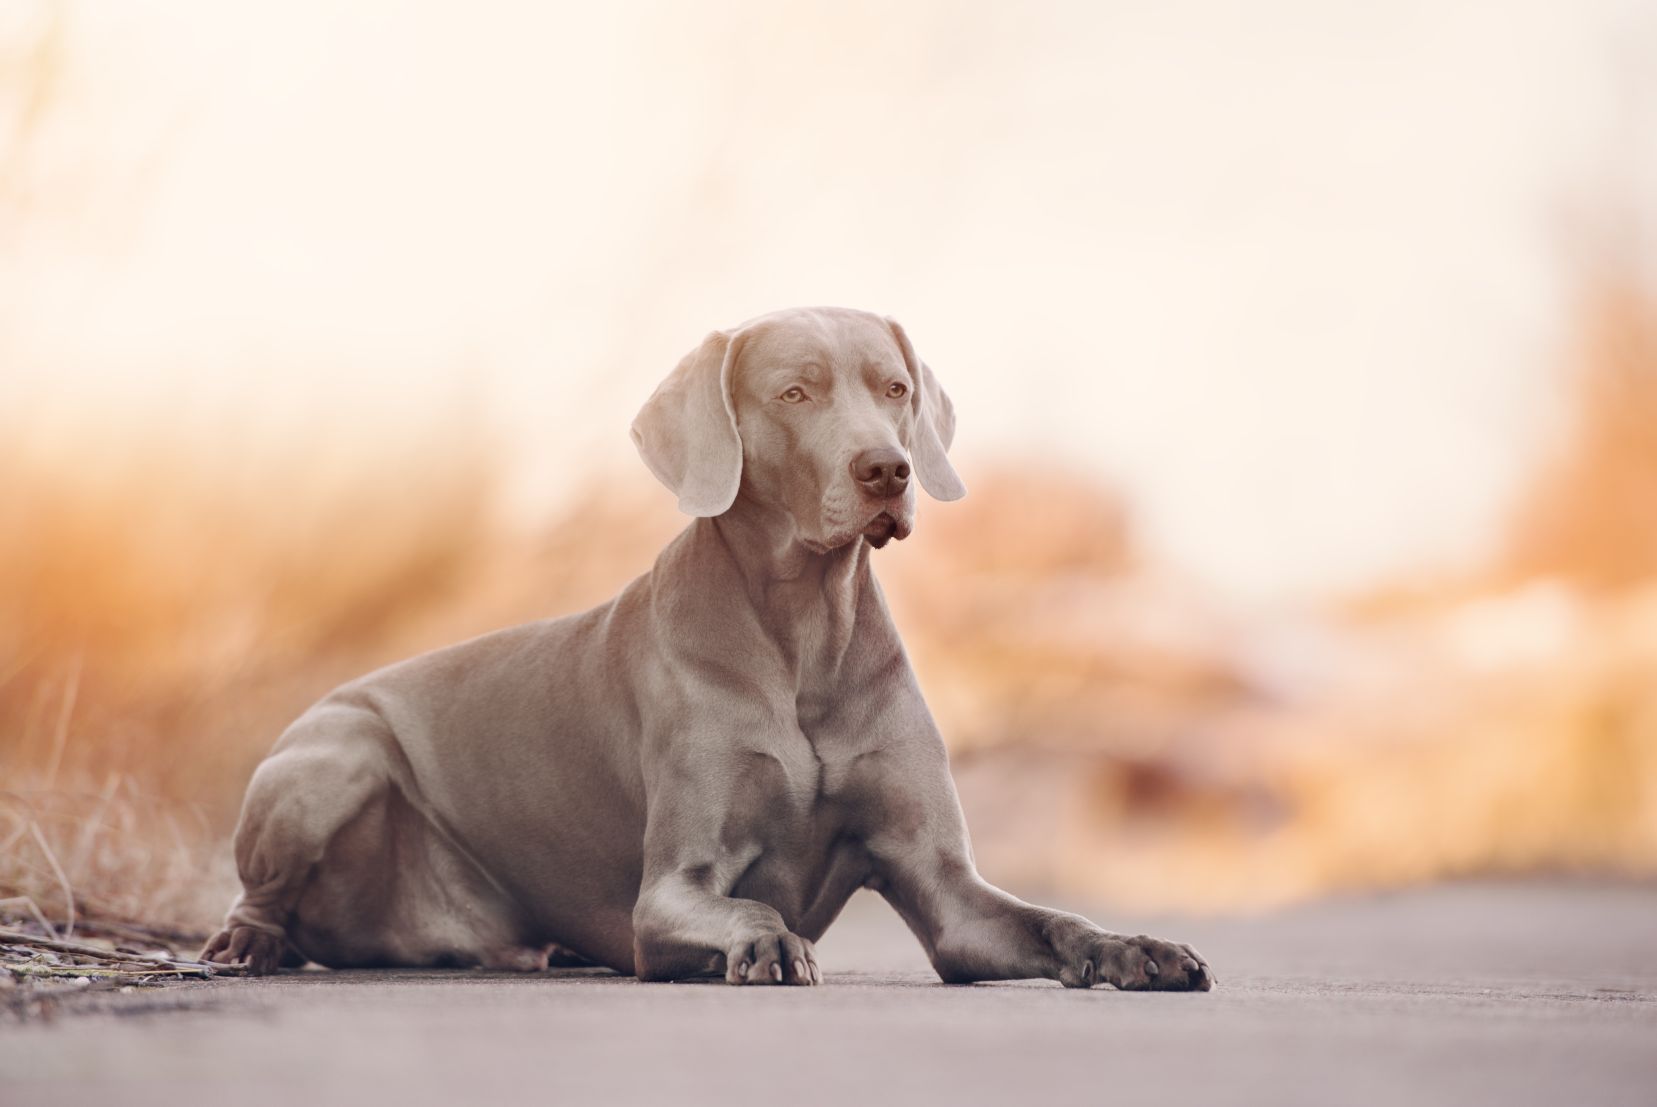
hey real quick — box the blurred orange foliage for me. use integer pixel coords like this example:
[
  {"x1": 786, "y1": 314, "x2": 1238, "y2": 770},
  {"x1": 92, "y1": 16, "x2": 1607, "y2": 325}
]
[{"x1": 3, "y1": 277, "x2": 1656, "y2": 934}]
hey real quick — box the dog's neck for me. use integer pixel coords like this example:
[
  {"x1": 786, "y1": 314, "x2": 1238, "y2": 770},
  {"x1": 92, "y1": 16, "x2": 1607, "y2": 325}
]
[
  {"x1": 709, "y1": 496, "x2": 869, "y2": 597},
  {"x1": 703, "y1": 496, "x2": 873, "y2": 679}
]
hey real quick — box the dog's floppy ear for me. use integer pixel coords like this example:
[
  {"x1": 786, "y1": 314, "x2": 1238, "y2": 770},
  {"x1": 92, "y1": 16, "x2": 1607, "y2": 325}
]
[
  {"x1": 631, "y1": 329, "x2": 744, "y2": 517},
  {"x1": 887, "y1": 317, "x2": 966, "y2": 502}
]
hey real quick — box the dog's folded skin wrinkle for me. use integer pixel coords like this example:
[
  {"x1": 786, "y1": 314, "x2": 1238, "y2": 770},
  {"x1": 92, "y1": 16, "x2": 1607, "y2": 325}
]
[{"x1": 202, "y1": 306, "x2": 1213, "y2": 992}]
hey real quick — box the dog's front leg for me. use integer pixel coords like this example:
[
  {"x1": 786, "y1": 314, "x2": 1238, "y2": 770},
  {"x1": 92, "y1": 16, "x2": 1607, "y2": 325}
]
[
  {"x1": 630, "y1": 743, "x2": 821, "y2": 986},
  {"x1": 876, "y1": 850, "x2": 1212, "y2": 990},
  {"x1": 632, "y1": 868, "x2": 820, "y2": 985},
  {"x1": 859, "y1": 740, "x2": 1214, "y2": 991}
]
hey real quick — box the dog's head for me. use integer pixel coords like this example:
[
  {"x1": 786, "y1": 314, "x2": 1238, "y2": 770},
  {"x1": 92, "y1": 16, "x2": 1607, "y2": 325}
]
[{"x1": 632, "y1": 306, "x2": 964, "y2": 551}]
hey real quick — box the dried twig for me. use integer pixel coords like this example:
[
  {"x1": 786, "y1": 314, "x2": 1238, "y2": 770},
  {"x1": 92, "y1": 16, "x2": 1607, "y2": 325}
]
[
  {"x1": 0, "y1": 927, "x2": 245, "y2": 977},
  {"x1": 68, "y1": 772, "x2": 120, "y2": 879},
  {"x1": 39, "y1": 915, "x2": 208, "y2": 951},
  {"x1": 6, "y1": 962, "x2": 199, "y2": 982},
  {"x1": 0, "y1": 896, "x2": 58, "y2": 939},
  {"x1": 0, "y1": 808, "x2": 30, "y2": 865},
  {"x1": 0, "y1": 927, "x2": 177, "y2": 966},
  {"x1": 25, "y1": 820, "x2": 75, "y2": 936},
  {"x1": 0, "y1": 930, "x2": 247, "y2": 982},
  {"x1": 0, "y1": 921, "x2": 248, "y2": 974}
]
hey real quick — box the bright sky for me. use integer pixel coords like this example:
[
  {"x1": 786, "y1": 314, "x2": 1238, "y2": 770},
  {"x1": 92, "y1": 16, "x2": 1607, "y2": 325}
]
[{"x1": 6, "y1": 0, "x2": 1655, "y2": 600}]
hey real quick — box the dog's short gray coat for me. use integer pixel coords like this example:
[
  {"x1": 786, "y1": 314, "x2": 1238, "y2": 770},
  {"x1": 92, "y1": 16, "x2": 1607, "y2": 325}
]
[{"x1": 204, "y1": 306, "x2": 1212, "y2": 991}]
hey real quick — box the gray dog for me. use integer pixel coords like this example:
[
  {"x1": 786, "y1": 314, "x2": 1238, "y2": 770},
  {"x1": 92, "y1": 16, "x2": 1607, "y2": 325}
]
[{"x1": 203, "y1": 306, "x2": 1213, "y2": 991}]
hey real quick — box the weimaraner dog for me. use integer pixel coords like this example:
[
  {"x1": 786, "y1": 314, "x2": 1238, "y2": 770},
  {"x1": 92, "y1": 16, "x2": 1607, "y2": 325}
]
[{"x1": 204, "y1": 306, "x2": 1213, "y2": 991}]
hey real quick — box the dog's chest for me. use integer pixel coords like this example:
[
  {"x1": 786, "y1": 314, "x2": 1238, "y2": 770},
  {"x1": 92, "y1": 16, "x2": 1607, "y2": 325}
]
[
  {"x1": 725, "y1": 568, "x2": 890, "y2": 921},
  {"x1": 721, "y1": 730, "x2": 868, "y2": 923}
]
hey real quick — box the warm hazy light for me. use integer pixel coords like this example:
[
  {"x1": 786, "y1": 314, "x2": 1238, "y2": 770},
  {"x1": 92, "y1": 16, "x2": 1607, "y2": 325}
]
[
  {"x1": 2, "y1": 1, "x2": 1655, "y2": 930},
  {"x1": 7, "y1": 0, "x2": 1652, "y2": 599}
]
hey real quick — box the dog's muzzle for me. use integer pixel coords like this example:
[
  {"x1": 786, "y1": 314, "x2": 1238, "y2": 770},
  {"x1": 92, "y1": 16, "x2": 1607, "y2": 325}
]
[{"x1": 863, "y1": 511, "x2": 910, "y2": 549}]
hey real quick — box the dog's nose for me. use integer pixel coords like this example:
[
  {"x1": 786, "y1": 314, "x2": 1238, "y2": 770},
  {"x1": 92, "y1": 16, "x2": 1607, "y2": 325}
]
[{"x1": 851, "y1": 448, "x2": 910, "y2": 498}]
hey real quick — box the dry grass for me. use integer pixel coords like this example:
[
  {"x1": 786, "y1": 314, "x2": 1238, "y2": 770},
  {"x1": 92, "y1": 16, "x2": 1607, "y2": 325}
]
[
  {"x1": 0, "y1": 406, "x2": 510, "y2": 934},
  {"x1": 1, "y1": 770, "x2": 230, "y2": 939},
  {"x1": 0, "y1": 401, "x2": 696, "y2": 935},
  {"x1": 0, "y1": 407, "x2": 497, "y2": 808}
]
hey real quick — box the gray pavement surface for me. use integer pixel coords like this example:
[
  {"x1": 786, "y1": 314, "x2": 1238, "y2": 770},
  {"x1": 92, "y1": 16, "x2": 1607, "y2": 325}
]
[{"x1": 3, "y1": 880, "x2": 1655, "y2": 1106}]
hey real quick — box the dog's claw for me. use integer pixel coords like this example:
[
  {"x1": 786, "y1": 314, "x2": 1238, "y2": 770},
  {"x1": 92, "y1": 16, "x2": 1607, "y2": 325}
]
[{"x1": 725, "y1": 930, "x2": 818, "y2": 986}]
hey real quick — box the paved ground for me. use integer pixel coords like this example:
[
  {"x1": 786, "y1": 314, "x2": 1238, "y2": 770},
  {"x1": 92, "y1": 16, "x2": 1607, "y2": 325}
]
[{"x1": 3, "y1": 880, "x2": 1655, "y2": 1106}]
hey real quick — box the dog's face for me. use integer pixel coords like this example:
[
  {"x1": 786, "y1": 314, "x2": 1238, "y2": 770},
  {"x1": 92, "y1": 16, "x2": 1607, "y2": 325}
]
[
  {"x1": 731, "y1": 311, "x2": 927, "y2": 550},
  {"x1": 632, "y1": 307, "x2": 965, "y2": 549}
]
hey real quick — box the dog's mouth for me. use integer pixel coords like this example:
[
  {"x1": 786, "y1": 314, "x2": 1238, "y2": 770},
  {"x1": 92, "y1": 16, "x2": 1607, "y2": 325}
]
[{"x1": 862, "y1": 511, "x2": 910, "y2": 549}]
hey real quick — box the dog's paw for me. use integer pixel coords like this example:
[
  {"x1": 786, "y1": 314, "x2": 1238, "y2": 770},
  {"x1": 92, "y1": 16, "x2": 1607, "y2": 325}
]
[
  {"x1": 724, "y1": 929, "x2": 820, "y2": 986},
  {"x1": 1058, "y1": 932, "x2": 1214, "y2": 992},
  {"x1": 201, "y1": 925, "x2": 288, "y2": 975}
]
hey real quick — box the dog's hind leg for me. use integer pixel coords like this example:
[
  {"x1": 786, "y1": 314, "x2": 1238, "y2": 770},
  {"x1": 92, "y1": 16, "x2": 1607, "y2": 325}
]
[
  {"x1": 201, "y1": 703, "x2": 392, "y2": 974},
  {"x1": 285, "y1": 769, "x2": 549, "y2": 972}
]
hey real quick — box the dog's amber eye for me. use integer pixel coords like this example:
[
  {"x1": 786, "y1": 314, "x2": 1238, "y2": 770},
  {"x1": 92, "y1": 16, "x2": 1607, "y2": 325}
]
[
  {"x1": 780, "y1": 386, "x2": 807, "y2": 403},
  {"x1": 887, "y1": 381, "x2": 908, "y2": 399}
]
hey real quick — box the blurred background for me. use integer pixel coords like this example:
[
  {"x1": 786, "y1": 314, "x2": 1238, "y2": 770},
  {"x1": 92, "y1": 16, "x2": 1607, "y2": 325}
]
[{"x1": 2, "y1": 0, "x2": 1655, "y2": 940}]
